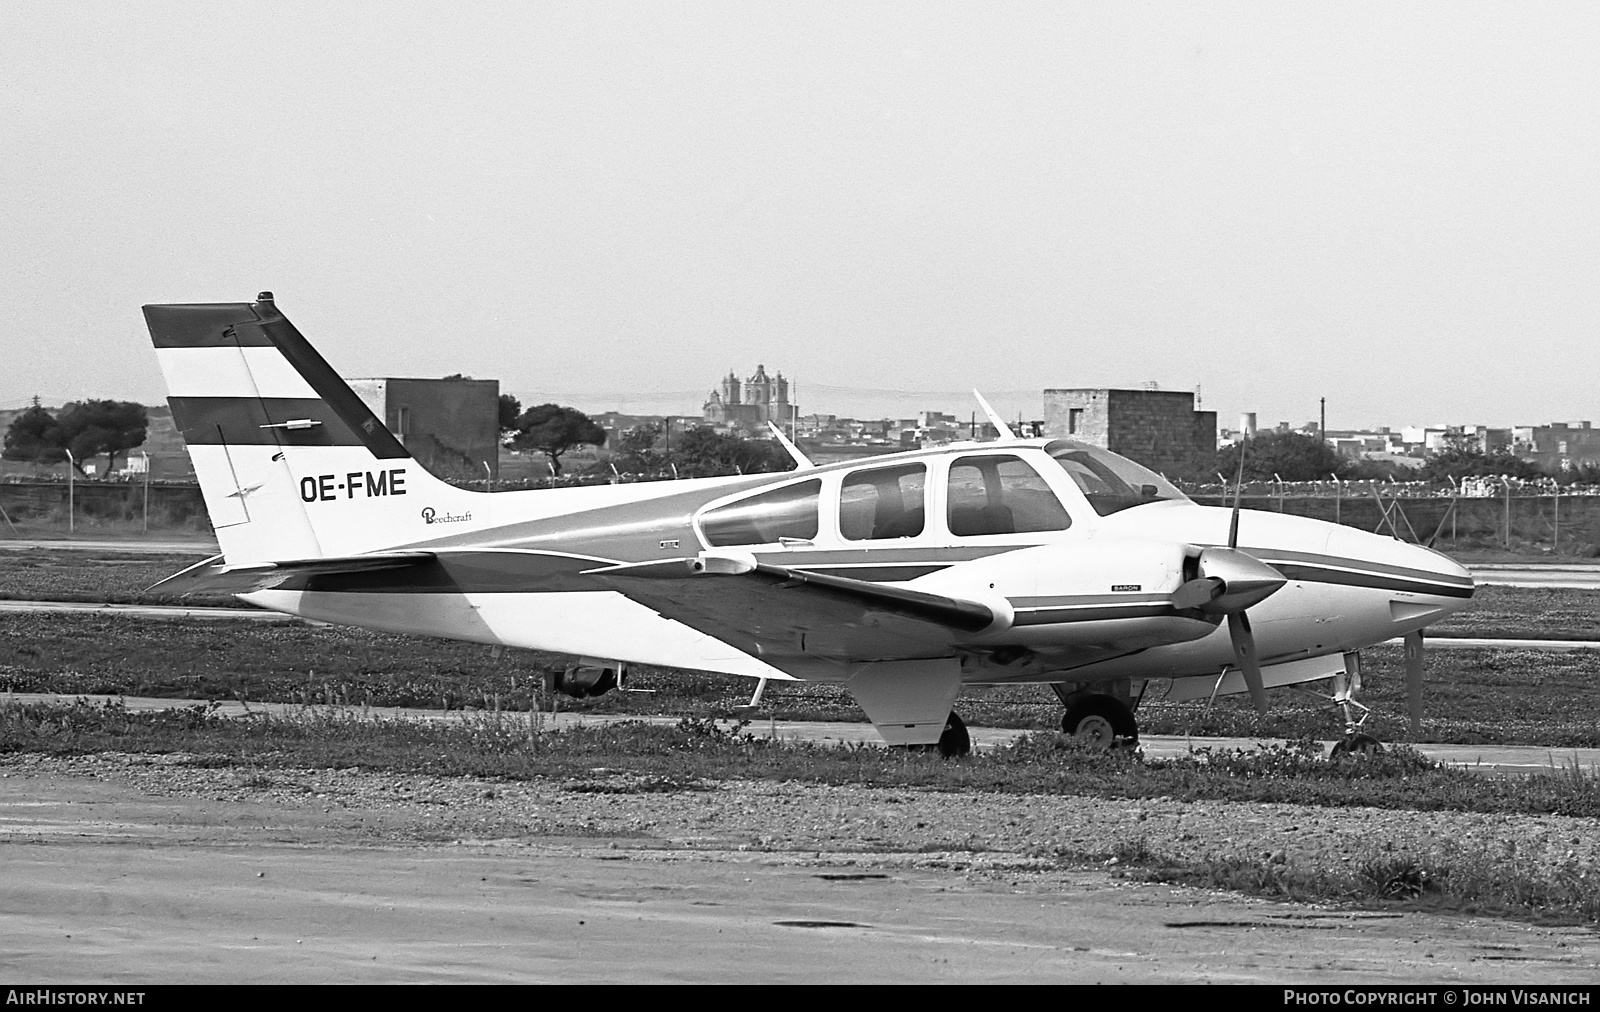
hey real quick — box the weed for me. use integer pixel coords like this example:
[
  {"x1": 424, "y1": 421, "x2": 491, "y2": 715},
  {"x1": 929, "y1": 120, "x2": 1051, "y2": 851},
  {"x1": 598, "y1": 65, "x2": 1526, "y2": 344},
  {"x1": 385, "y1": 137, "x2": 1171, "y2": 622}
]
[{"x1": 1358, "y1": 855, "x2": 1433, "y2": 899}]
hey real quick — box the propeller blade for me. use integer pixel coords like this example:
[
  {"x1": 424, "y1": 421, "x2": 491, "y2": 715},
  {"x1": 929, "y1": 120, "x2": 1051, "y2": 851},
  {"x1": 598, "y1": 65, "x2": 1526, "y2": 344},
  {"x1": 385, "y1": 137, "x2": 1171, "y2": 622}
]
[
  {"x1": 1227, "y1": 611, "x2": 1269, "y2": 715},
  {"x1": 1404, "y1": 630, "x2": 1424, "y2": 737},
  {"x1": 1228, "y1": 434, "x2": 1248, "y2": 549}
]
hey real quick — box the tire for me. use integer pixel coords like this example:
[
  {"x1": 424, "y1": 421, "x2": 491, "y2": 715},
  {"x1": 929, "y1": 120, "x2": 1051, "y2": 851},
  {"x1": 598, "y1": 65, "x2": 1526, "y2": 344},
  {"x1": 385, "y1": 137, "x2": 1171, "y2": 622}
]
[
  {"x1": 1330, "y1": 733, "x2": 1383, "y2": 759},
  {"x1": 937, "y1": 712, "x2": 971, "y2": 758},
  {"x1": 1061, "y1": 695, "x2": 1138, "y2": 750}
]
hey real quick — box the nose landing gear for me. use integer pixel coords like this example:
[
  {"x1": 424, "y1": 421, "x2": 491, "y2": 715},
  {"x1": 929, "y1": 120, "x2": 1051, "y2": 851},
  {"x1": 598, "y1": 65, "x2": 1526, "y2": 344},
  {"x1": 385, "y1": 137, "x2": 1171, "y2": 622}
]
[{"x1": 1322, "y1": 654, "x2": 1389, "y2": 758}]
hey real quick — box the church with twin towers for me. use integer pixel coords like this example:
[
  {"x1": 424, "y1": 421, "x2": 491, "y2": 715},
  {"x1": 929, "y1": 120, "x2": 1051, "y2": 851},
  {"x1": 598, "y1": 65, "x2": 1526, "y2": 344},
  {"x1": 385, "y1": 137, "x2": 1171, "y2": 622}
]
[{"x1": 702, "y1": 364, "x2": 795, "y2": 433}]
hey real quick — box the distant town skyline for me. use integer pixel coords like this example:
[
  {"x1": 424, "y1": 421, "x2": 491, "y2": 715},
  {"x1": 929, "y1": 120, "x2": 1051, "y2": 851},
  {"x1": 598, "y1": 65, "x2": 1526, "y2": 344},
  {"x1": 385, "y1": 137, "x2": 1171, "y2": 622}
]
[{"x1": 7, "y1": 378, "x2": 1595, "y2": 439}]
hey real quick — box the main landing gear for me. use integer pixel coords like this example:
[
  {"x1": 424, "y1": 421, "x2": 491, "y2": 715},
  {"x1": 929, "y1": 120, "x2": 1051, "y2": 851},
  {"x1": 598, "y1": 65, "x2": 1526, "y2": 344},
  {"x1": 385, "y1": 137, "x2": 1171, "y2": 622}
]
[
  {"x1": 938, "y1": 712, "x2": 971, "y2": 758},
  {"x1": 1052, "y1": 682, "x2": 1140, "y2": 751},
  {"x1": 897, "y1": 712, "x2": 972, "y2": 758}
]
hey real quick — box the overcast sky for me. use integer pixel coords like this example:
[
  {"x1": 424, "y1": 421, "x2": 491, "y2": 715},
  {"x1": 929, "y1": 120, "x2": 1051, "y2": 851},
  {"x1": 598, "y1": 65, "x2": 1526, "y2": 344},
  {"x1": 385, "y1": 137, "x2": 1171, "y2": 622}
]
[{"x1": 3, "y1": 2, "x2": 1596, "y2": 430}]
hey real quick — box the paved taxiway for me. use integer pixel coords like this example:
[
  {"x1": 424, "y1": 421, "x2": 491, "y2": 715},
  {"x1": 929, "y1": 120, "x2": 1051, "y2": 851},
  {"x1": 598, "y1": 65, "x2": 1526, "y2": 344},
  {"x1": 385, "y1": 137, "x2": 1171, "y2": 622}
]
[
  {"x1": 1469, "y1": 564, "x2": 1600, "y2": 589},
  {"x1": 0, "y1": 537, "x2": 219, "y2": 554}
]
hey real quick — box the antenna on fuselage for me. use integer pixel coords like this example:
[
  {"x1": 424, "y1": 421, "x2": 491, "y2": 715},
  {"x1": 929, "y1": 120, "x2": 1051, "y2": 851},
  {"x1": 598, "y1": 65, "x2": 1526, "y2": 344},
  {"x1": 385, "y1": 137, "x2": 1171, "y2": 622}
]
[
  {"x1": 767, "y1": 421, "x2": 814, "y2": 470},
  {"x1": 971, "y1": 390, "x2": 1015, "y2": 440}
]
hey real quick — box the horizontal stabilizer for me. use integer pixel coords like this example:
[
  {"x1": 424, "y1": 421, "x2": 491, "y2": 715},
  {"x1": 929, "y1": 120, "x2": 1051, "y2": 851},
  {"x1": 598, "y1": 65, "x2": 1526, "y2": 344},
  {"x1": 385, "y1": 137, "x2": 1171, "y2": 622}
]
[{"x1": 148, "y1": 551, "x2": 435, "y2": 596}]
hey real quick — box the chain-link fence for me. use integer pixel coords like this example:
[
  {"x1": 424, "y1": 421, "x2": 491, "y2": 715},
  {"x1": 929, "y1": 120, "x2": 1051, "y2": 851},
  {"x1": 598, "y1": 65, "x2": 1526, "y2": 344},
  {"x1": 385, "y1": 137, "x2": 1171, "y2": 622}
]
[
  {"x1": 1188, "y1": 488, "x2": 1600, "y2": 554},
  {"x1": 5, "y1": 476, "x2": 1596, "y2": 552}
]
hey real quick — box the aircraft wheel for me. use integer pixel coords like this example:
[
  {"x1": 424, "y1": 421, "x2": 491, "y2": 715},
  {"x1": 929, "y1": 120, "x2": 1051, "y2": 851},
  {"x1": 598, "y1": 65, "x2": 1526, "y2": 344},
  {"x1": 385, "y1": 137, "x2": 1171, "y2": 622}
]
[
  {"x1": 1330, "y1": 733, "x2": 1383, "y2": 759},
  {"x1": 1061, "y1": 695, "x2": 1138, "y2": 751},
  {"x1": 937, "y1": 712, "x2": 971, "y2": 758}
]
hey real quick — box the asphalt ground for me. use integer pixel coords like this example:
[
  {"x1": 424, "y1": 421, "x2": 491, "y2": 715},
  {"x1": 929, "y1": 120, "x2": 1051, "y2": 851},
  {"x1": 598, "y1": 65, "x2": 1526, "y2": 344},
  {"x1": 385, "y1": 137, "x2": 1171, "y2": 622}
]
[{"x1": 8, "y1": 769, "x2": 1596, "y2": 985}]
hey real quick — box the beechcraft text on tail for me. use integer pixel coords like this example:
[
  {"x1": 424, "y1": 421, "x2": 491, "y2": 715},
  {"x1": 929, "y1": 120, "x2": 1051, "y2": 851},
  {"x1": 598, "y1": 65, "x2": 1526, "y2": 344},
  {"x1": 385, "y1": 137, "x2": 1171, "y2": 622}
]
[{"x1": 143, "y1": 292, "x2": 1474, "y2": 756}]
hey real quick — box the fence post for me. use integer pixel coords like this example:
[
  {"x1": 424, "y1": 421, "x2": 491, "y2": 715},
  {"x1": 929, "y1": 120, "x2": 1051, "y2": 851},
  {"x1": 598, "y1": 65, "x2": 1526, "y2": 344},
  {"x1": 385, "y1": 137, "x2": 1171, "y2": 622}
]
[
  {"x1": 1503, "y1": 479, "x2": 1512, "y2": 550},
  {"x1": 1553, "y1": 486, "x2": 1560, "y2": 552}
]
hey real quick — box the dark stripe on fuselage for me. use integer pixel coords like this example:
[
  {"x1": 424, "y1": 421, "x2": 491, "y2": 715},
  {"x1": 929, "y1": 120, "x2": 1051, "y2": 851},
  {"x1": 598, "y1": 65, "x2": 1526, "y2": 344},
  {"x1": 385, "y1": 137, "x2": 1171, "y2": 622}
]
[
  {"x1": 790, "y1": 564, "x2": 950, "y2": 582},
  {"x1": 279, "y1": 551, "x2": 605, "y2": 594},
  {"x1": 1226, "y1": 544, "x2": 1475, "y2": 595},
  {"x1": 169, "y1": 396, "x2": 369, "y2": 448},
  {"x1": 1012, "y1": 602, "x2": 1188, "y2": 626},
  {"x1": 1265, "y1": 561, "x2": 1475, "y2": 599}
]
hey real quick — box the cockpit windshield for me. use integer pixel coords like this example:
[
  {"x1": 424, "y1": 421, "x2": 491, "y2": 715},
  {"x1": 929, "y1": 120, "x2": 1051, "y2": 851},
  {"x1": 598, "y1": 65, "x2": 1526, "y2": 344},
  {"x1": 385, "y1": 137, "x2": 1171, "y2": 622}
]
[{"x1": 1046, "y1": 439, "x2": 1189, "y2": 517}]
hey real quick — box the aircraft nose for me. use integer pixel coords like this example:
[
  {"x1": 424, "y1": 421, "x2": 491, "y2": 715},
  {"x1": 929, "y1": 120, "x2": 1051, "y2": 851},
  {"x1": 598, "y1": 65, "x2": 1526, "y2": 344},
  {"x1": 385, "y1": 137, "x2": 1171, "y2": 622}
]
[{"x1": 1324, "y1": 525, "x2": 1475, "y2": 600}]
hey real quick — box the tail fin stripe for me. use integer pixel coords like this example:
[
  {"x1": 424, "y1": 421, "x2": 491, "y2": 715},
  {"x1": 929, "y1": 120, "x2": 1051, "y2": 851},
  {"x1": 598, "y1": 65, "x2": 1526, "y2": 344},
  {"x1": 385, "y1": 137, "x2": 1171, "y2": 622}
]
[
  {"x1": 168, "y1": 396, "x2": 373, "y2": 448},
  {"x1": 142, "y1": 303, "x2": 272, "y2": 348},
  {"x1": 155, "y1": 346, "x2": 319, "y2": 400}
]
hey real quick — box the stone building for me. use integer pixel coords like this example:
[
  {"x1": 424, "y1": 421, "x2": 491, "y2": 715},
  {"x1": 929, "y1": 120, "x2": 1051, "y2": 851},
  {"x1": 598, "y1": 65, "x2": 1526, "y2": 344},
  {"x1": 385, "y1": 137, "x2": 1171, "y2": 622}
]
[
  {"x1": 702, "y1": 365, "x2": 794, "y2": 433},
  {"x1": 1512, "y1": 421, "x2": 1600, "y2": 469},
  {"x1": 1042, "y1": 388, "x2": 1217, "y2": 477},
  {"x1": 347, "y1": 377, "x2": 500, "y2": 481}
]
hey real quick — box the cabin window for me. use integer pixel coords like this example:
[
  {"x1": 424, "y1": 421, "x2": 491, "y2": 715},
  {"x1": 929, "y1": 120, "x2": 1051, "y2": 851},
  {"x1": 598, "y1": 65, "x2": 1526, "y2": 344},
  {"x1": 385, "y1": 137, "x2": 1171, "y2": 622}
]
[
  {"x1": 946, "y1": 455, "x2": 1072, "y2": 536},
  {"x1": 701, "y1": 479, "x2": 822, "y2": 546},
  {"x1": 839, "y1": 463, "x2": 927, "y2": 541}
]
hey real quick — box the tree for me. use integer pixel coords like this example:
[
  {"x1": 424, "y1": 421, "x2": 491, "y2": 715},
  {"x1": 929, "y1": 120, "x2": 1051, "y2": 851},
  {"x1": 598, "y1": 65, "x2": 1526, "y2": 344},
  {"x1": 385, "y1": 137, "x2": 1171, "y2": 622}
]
[
  {"x1": 611, "y1": 422, "x2": 666, "y2": 474},
  {"x1": 55, "y1": 400, "x2": 148, "y2": 476},
  {"x1": 497, "y1": 394, "x2": 522, "y2": 433},
  {"x1": 1419, "y1": 431, "x2": 1543, "y2": 484},
  {"x1": 2, "y1": 397, "x2": 66, "y2": 466},
  {"x1": 1214, "y1": 430, "x2": 1353, "y2": 483},
  {"x1": 509, "y1": 403, "x2": 606, "y2": 476},
  {"x1": 671, "y1": 427, "x2": 793, "y2": 478}
]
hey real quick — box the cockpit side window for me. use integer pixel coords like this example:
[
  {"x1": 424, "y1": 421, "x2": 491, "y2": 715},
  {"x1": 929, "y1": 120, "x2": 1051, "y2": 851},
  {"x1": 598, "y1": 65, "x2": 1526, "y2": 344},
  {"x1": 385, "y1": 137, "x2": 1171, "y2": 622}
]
[
  {"x1": 700, "y1": 479, "x2": 822, "y2": 546},
  {"x1": 1046, "y1": 440, "x2": 1187, "y2": 517},
  {"x1": 946, "y1": 455, "x2": 1071, "y2": 536},
  {"x1": 840, "y1": 463, "x2": 927, "y2": 541}
]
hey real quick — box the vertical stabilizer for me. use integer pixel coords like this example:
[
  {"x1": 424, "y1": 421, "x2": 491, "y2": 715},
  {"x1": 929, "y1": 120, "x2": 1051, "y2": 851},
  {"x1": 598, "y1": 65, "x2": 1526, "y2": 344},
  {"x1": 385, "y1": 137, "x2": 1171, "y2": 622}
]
[{"x1": 144, "y1": 292, "x2": 477, "y2": 562}]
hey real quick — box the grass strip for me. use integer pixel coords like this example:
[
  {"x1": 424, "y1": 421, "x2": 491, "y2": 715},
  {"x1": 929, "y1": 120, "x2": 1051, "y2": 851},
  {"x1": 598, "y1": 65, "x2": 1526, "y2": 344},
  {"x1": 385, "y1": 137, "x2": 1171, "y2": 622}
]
[
  {"x1": 9, "y1": 608, "x2": 1600, "y2": 746},
  {"x1": 1110, "y1": 840, "x2": 1600, "y2": 927},
  {"x1": 6, "y1": 698, "x2": 1600, "y2": 817},
  {"x1": 8, "y1": 699, "x2": 1598, "y2": 925}
]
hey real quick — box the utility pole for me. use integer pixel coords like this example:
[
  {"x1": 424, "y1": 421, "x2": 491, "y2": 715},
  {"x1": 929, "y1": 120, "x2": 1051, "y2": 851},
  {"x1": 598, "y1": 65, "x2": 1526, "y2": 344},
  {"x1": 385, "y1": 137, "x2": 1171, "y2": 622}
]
[
  {"x1": 64, "y1": 448, "x2": 75, "y2": 535},
  {"x1": 1320, "y1": 397, "x2": 1326, "y2": 443}
]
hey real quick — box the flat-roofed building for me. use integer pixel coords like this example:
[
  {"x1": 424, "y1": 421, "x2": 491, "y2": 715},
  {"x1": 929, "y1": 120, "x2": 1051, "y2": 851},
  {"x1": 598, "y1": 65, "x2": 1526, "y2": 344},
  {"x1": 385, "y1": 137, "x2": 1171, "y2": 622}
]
[
  {"x1": 1043, "y1": 388, "x2": 1216, "y2": 477},
  {"x1": 348, "y1": 377, "x2": 500, "y2": 481}
]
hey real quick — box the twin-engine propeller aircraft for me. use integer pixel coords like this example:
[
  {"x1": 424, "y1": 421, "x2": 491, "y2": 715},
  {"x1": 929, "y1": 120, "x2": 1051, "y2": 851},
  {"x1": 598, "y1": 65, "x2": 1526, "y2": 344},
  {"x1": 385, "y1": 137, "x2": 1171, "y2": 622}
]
[{"x1": 144, "y1": 293, "x2": 1474, "y2": 756}]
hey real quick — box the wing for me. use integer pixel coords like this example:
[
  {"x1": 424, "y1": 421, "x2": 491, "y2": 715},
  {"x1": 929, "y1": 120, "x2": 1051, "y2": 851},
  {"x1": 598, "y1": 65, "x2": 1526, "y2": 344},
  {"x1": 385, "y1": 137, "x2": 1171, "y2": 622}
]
[{"x1": 592, "y1": 556, "x2": 996, "y2": 665}]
